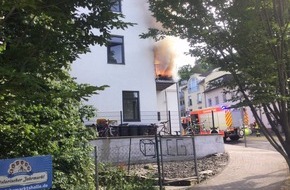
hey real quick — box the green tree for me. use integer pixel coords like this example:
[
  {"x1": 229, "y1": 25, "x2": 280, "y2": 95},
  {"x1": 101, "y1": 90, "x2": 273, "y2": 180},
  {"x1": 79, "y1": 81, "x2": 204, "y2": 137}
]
[
  {"x1": 0, "y1": 0, "x2": 133, "y2": 189},
  {"x1": 178, "y1": 60, "x2": 216, "y2": 82},
  {"x1": 178, "y1": 64, "x2": 195, "y2": 82},
  {"x1": 143, "y1": 0, "x2": 290, "y2": 169}
]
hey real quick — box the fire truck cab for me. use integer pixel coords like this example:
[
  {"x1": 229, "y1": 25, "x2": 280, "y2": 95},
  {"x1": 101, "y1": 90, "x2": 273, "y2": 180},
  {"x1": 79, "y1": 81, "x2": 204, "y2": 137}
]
[{"x1": 189, "y1": 106, "x2": 245, "y2": 141}]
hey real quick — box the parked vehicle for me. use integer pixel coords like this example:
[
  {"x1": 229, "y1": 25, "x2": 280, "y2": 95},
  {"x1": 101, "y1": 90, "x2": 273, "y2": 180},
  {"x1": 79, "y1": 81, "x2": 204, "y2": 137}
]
[{"x1": 189, "y1": 106, "x2": 246, "y2": 141}]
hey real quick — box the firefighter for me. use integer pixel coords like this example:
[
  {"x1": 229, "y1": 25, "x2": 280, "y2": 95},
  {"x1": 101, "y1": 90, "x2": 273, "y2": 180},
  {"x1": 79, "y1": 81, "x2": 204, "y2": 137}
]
[{"x1": 253, "y1": 121, "x2": 261, "y2": 137}]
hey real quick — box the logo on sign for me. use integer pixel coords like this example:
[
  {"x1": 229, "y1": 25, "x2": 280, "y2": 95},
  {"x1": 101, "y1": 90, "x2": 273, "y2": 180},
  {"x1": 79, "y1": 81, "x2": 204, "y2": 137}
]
[{"x1": 0, "y1": 155, "x2": 52, "y2": 190}]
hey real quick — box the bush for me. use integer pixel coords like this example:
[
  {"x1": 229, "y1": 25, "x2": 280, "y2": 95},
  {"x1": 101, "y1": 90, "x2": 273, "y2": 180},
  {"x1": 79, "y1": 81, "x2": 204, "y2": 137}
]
[{"x1": 98, "y1": 163, "x2": 156, "y2": 190}]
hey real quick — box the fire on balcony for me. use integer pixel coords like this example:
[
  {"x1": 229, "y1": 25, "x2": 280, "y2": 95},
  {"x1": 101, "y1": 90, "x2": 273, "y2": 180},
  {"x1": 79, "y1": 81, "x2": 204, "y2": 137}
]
[
  {"x1": 154, "y1": 38, "x2": 176, "y2": 90},
  {"x1": 154, "y1": 38, "x2": 175, "y2": 80}
]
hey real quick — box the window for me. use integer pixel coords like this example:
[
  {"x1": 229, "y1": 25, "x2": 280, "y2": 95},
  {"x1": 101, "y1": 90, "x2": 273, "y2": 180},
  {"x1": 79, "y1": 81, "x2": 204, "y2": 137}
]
[
  {"x1": 223, "y1": 93, "x2": 227, "y2": 102},
  {"x1": 215, "y1": 96, "x2": 219, "y2": 105},
  {"x1": 180, "y1": 100, "x2": 184, "y2": 106},
  {"x1": 110, "y1": 0, "x2": 121, "y2": 12},
  {"x1": 123, "y1": 91, "x2": 140, "y2": 121},
  {"x1": 107, "y1": 36, "x2": 124, "y2": 64},
  {"x1": 208, "y1": 98, "x2": 212, "y2": 107},
  {"x1": 197, "y1": 93, "x2": 202, "y2": 103},
  {"x1": 188, "y1": 96, "x2": 192, "y2": 106},
  {"x1": 188, "y1": 78, "x2": 199, "y2": 93}
]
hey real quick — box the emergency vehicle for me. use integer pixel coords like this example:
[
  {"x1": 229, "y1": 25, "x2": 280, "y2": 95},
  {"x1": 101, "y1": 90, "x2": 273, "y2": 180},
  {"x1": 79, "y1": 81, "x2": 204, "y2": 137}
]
[{"x1": 188, "y1": 106, "x2": 248, "y2": 141}]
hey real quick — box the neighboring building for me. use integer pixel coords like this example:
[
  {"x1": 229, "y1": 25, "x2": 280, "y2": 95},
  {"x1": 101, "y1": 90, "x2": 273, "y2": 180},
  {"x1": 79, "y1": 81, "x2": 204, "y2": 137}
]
[
  {"x1": 178, "y1": 80, "x2": 187, "y2": 117},
  {"x1": 181, "y1": 68, "x2": 272, "y2": 129},
  {"x1": 182, "y1": 69, "x2": 229, "y2": 114},
  {"x1": 71, "y1": 0, "x2": 181, "y2": 133},
  {"x1": 185, "y1": 73, "x2": 206, "y2": 112},
  {"x1": 203, "y1": 69, "x2": 231, "y2": 108}
]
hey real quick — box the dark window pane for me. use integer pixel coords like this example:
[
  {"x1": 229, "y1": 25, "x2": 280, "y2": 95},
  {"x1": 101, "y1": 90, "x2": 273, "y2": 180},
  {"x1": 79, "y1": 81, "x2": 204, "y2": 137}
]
[
  {"x1": 107, "y1": 36, "x2": 124, "y2": 64},
  {"x1": 123, "y1": 91, "x2": 140, "y2": 121},
  {"x1": 110, "y1": 0, "x2": 121, "y2": 12}
]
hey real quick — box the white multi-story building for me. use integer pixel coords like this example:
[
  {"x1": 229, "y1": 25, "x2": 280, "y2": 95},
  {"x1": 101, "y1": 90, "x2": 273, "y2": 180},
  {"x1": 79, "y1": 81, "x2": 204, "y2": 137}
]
[
  {"x1": 203, "y1": 69, "x2": 231, "y2": 108},
  {"x1": 182, "y1": 69, "x2": 229, "y2": 114},
  {"x1": 71, "y1": 0, "x2": 181, "y2": 134},
  {"x1": 182, "y1": 68, "x2": 272, "y2": 129},
  {"x1": 187, "y1": 73, "x2": 206, "y2": 111}
]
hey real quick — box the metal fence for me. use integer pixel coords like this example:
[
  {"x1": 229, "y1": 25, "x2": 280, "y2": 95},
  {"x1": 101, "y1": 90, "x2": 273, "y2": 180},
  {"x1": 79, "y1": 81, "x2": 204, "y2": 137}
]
[
  {"x1": 93, "y1": 134, "x2": 199, "y2": 189},
  {"x1": 85, "y1": 111, "x2": 181, "y2": 135}
]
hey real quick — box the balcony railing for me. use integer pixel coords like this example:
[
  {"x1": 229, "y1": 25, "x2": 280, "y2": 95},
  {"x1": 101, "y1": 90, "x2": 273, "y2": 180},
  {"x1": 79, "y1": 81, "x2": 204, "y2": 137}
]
[{"x1": 84, "y1": 110, "x2": 181, "y2": 136}]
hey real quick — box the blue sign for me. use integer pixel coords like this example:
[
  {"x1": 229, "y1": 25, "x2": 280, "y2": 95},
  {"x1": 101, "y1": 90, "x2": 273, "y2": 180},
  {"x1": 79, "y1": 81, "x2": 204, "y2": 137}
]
[{"x1": 0, "y1": 155, "x2": 52, "y2": 190}]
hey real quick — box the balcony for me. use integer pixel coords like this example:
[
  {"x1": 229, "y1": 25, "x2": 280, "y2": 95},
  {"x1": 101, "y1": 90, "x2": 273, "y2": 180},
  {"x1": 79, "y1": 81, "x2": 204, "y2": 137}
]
[{"x1": 155, "y1": 75, "x2": 176, "y2": 91}]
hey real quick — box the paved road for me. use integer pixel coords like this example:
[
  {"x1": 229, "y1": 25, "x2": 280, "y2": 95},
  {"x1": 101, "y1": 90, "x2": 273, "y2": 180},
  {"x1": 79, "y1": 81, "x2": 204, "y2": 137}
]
[
  {"x1": 165, "y1": 136, "x2": 289, "y2": 190},
  {"x1": 187, "y1": 144, "x2": 289, "y2": 190},
  {"x1": 227, "y1": 135, "x2": 278, "y2": 151}
]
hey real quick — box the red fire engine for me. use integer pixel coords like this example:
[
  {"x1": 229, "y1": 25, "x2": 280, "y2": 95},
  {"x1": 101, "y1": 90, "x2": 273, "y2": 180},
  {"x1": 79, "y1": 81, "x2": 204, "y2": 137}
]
[{"x1": 184, "y1": 106, "x2": 248, "y2": 141}]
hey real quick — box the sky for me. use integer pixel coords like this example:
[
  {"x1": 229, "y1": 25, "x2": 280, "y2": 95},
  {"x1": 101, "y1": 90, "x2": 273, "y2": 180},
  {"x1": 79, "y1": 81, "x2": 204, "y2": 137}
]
[{"x1": 173, "y1": 37, "x2": 196, "y2": 68}]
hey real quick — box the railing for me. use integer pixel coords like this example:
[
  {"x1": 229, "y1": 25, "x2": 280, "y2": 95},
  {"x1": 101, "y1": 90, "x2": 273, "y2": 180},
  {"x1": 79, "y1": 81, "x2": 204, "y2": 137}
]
[{"x1": 84, "y1": 111, "x2": 181, "y2": 136}]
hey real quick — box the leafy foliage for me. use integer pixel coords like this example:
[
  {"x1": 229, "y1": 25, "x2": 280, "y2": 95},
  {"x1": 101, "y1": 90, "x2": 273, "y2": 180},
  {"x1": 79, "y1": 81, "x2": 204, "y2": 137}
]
[
  {"x1": 178, "y1": 59, "x2": 216, "y2": 82},
  {"x1": 144, "y1": 0, "x2": 290, "y2": 169},
  {"x1": 98, "y1": 163, "x2": 156, "y2": 190},
  {"x1": 0, "y1": 0, "x2": 133, "y2": 189},
  {"x1": 178, "y1": 64, "x2": 195, "y2": 82},
  {"x1": 0, "y1": 74, "x2": 99, "y2": 189}
]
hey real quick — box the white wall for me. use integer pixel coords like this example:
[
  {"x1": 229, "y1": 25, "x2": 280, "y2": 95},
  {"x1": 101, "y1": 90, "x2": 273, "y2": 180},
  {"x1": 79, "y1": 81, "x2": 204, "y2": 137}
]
[
  {"x1": 71, "y1": 0, "x2": 159, "y2": 123},
  {"x1": 156, "y1": 84, "x2": 181, "y2": 133},
  {"x1": 205, "y1": 88, "x2": 225, "y2": 108},
  {"x1": 90, "y1": 135, "x2": 225, "y2": 164}
]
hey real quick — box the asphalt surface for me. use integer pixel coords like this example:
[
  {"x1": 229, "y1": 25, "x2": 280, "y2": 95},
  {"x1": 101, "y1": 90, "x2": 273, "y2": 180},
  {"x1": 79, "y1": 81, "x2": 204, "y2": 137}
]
[
  {"x1": 166, "y1": 135, "x2": 289, "y2": 190},
  {"x1": 227, "y1": 135, "x2": 278, "y2": 152}
]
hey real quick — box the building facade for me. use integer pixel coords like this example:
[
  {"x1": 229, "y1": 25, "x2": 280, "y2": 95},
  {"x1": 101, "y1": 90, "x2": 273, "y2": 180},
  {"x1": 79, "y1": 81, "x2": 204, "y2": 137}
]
[
  {"x1": 71, "y1": 0, "x2": 181, "y2": 133},
  {"x1": 181, "y1": 68, "x2": 272, "y2": 129}
]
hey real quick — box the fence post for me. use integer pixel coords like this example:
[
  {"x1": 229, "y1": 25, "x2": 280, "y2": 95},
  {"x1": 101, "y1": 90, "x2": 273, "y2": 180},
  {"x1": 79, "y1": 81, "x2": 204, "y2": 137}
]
[
  {"x1": 120, "y1": 111, "x2": 123, "y2": 125},
  {"x1": 94, "y1": 146, "x2": 99, "y2": 190},
  {"x1": 191, "y1": 136, "x2": 199, "y2": 183},
  {"x1": 159, "y1": 135, "x2": 165, "y2": 184},
  {"x1": 127, "y1": 137, "x2": 132, "y2": 175},
  {"x1": 155, "y1": 133, "x2": 163, "y2": 190},
  {"x1": 168, "y1": 111, "x2": 172, "y2": 134}
]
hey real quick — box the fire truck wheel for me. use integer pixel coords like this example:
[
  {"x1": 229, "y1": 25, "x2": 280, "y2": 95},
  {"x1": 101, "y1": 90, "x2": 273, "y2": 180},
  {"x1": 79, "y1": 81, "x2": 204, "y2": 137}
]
[{"x1": 230, "y1": 136, "x2": 240, "y2": 141}]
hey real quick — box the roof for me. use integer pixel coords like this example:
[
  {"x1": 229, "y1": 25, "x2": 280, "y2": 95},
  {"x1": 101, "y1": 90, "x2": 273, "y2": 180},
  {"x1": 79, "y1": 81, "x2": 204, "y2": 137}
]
[{"x1": 204, "y1": 74, "x2": 233, "y2": 93}]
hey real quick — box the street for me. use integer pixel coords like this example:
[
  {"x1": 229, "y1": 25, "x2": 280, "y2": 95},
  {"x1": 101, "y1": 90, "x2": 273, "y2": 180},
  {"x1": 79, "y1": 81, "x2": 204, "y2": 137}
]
[{"x1": 225, "y1": 135, "x2": 279, "y2": 152}]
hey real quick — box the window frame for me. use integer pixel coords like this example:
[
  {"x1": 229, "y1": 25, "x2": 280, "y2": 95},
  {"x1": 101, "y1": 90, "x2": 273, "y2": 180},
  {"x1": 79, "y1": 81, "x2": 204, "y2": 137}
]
[
  {"x1": 197, "y1": 93, "x2": 202, "y2": 103},
  {"x1": 208, "y1": 98, "x2": 212, "y2": 107},
  {"x1": 188, "y1": 96, "x2": 192, "y2": 106},
  {"x1": 215, "y1": 96, "x2": 219, "y2": 105},
  {"x1": 107, "y1": 35, "x2": 125, "y2": 64},
  {"x1": 188, "y1": 78, "x2": 199, "y2": 93},
  {"x1": 122, "y1": 91, "x2": 141, "y2": 122},
  {"x1": 110, "y1": 0, "x2": 122, "y2": 12}
]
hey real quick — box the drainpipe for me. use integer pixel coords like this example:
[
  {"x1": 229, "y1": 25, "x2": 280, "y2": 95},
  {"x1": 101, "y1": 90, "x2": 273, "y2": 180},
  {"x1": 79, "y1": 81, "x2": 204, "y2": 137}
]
[
  {"x1": 165, "y1": 88, "x2": 170, "y2": 134},
  {"x1": 165, "y1": 89, "x2": 169, "y2": 119},
  {"x1": 176, "y1": 82, "x2": 182, "y2": 134},
  {"x1": 203, "y1": 85, "x2": 207, "y2": 108}
]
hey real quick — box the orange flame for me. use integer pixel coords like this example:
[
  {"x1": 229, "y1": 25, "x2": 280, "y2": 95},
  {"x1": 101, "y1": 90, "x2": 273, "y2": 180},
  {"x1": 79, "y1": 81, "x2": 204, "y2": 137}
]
[{"x1": 154, "y1": 38, "x2": 176, "y2": 79}]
